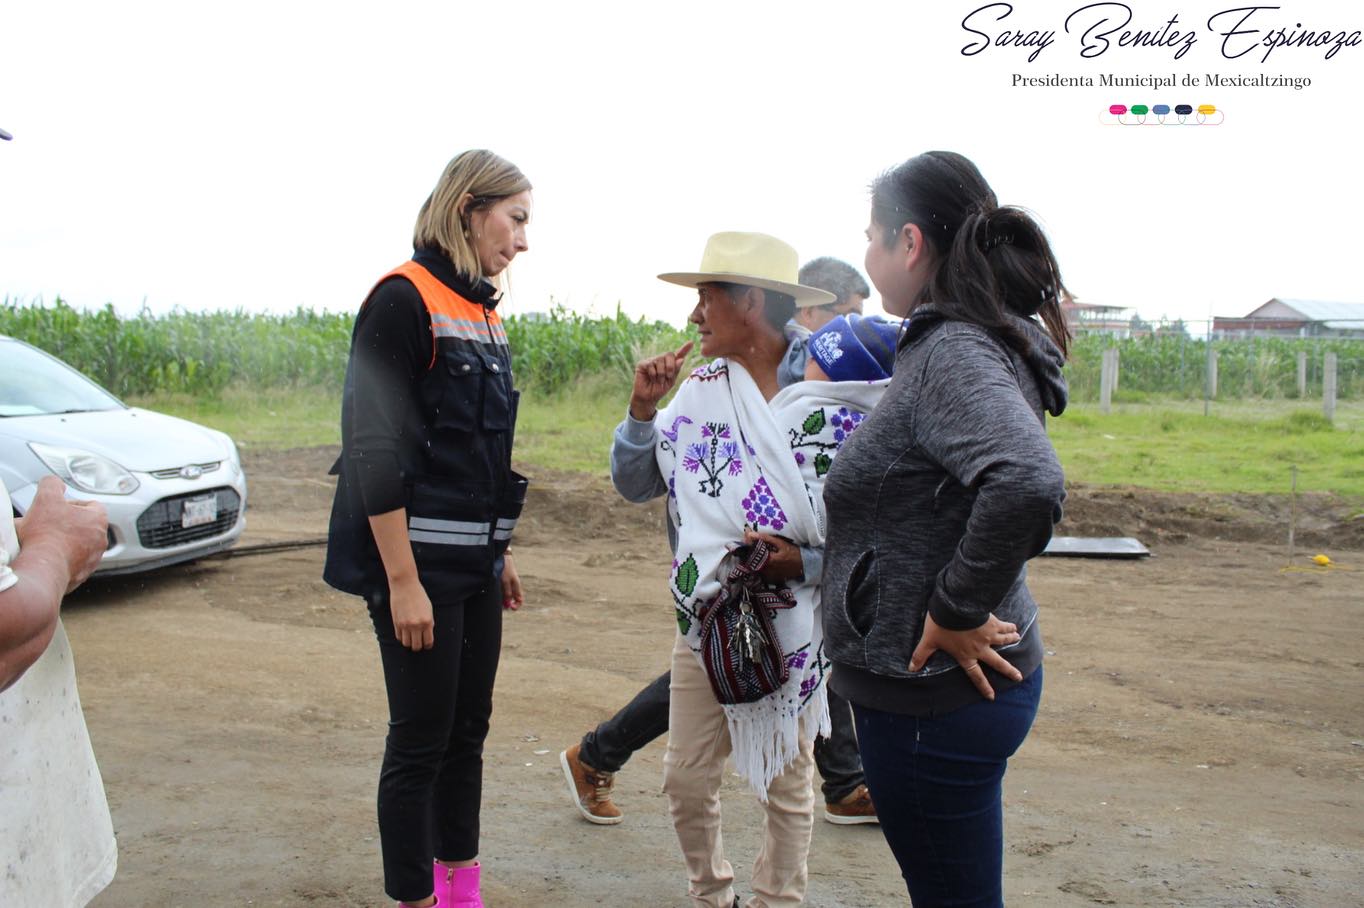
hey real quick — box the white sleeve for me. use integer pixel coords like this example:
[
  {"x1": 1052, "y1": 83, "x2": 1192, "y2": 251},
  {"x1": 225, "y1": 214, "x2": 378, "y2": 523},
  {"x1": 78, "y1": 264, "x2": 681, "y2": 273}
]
[{"x1": 0, "y1": 489, "x2": 19, "y2": 593}]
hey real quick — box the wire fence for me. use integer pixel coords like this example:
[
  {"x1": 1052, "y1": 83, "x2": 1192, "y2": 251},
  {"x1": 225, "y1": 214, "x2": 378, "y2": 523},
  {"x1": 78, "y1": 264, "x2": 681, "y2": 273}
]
[{"x1": 1064, "y1": 320, "x2": 1363, "y2": 403}]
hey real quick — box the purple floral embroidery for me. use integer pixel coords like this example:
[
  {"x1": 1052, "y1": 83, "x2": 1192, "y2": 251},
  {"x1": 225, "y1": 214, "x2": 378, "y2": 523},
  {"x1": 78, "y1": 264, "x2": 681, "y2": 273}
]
[
  {"x1": 682, "y1": 422, "x2": 742, "y2": 497},
  {"x1": 722, "y1": 442, "x2": 742, "y2": 475},
  {"x1": 689, "y1": 362, "x2": 728, "y2": 382},
  {"x1": 799, "y1": 674, "x2": 819, "y2": 698},
  {"x1": 789, "y1": 406, "x2": 868, "y2": 478},
  {"x1": 786, "y1": 651, "x2": 809, "y2": 670},
  {"x1": 682, "y1": 442, "x2": 707, "y2": 473},
  {"x1": 661, "y1": 415, "x2": 693, "y2": 443},
  {"x1": 831, "y1": 407, "x2": 865, "y2": 444},
  {"x1": 741, "y1": 476, "x2": 787, "y2": 531}
]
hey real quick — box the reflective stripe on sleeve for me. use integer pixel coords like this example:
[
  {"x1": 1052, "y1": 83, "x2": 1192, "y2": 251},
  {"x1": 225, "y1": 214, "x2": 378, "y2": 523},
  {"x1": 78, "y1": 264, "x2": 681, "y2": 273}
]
[
  {"x1": 410, "y1": 517, "x2": 490, "y2": 534},
  {"x1": 409, "y1": 529, "x2": 490, "y2": 546}
]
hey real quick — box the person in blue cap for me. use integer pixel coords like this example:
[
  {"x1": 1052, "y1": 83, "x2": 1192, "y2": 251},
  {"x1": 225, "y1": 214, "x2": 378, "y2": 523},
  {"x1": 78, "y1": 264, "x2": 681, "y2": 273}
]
[{"x1": 804, "y1": 313, "x2": 902, "y2": 383}]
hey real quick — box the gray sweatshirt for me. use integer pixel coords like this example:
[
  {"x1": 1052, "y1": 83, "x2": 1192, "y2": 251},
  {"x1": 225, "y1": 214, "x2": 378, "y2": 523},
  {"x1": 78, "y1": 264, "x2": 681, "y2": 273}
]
[{"x1": 821, "y1": 308, "x2": 1067, "y2": 715}]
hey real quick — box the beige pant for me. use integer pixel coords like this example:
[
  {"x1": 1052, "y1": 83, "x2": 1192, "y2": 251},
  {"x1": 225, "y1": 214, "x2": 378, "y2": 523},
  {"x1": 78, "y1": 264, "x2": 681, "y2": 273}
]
[{"x1": 663, "y1": 633, "x2": 816, "y2": 908}]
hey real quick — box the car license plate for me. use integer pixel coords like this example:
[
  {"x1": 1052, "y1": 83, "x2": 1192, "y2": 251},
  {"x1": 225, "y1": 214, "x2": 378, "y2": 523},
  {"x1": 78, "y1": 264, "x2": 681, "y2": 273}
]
[{"x1": 182, "y1": 495, "x2": 218, "y2": 528}]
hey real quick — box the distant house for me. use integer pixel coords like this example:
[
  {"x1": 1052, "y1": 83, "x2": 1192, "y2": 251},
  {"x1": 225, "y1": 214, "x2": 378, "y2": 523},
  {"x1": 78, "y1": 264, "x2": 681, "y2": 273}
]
[
  {"x1": 1213, "y1": 299, "x2": 1364, "y2": 339},
  {"x1": 1061, "y1": 291, "x2": 1135, "y2": 337}
]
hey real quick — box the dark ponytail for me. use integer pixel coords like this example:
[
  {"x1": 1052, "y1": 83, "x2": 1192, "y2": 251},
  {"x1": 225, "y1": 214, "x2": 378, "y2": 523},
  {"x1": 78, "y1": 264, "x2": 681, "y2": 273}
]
[{"x1": 871, "y1": 151, "x2": 1071, "y2": 357}]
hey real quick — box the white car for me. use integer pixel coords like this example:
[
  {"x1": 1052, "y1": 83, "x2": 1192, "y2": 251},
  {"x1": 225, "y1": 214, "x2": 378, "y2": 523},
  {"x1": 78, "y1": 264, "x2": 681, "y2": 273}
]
[{"x1": 0, "y1": 335, "x2": 248, "y2": 575}]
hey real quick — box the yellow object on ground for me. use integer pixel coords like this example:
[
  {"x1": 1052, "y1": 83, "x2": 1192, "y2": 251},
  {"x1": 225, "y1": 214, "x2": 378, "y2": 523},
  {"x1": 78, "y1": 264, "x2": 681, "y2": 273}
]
[{"x1": 1312, "y1": 554, "x2": 1332, "y2": 566}]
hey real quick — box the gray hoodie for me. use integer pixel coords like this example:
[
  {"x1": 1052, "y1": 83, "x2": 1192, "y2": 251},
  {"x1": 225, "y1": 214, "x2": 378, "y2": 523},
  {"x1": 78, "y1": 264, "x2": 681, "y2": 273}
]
[{"x1": 820, "y1": 307, "x2": 1067, "y2": 715}]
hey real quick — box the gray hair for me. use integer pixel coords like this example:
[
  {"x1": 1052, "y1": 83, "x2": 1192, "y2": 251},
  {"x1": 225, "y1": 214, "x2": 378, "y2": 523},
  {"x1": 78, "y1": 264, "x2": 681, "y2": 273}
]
[{"x1": 798, "y1": 257, "x2": 870, "y2": 307}]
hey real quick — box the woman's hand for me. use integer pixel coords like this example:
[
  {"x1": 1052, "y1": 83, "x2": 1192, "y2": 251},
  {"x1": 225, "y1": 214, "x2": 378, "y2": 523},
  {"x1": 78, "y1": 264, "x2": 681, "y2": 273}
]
[
  {"x1": 908, "y1": 613, "x2": 1022, "y2": 700},
  {"x1": 743, "y1": 529, "x2": 805, "y2": 583},
  {"x1": 501, "y1": 551, "x2": 524, "y2": 611},
  {"x1": 629, "y1": 341, "x2": 694, "y2": 421},
  {"x1": 389, "y1": 575, "x2": 435, "y2": 651}
]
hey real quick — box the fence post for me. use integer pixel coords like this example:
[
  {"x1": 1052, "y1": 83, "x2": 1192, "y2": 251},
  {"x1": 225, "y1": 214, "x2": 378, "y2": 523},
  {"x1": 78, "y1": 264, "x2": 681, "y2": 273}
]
[
  {"x1": 1113, "y1": 347, "x2": 1120, "y2": 392},
  {"x1": 1204, "y1": 345, "x2": 1218, "y2": 415},
  {"x1": 1288, "y1": 465, "x2": 1298, "y2": 564},
  {"x1": 1296, "y1": 350, "x2": 1307, "y2": 398},
  {"x1": 1323, "y1": 352, "x2": 1338, "y2": 423},
  {"x1": 1179, "y1": 334, "x2": 1187, "y2": 394},
  {"x1": 1100, "y1": 348, "x2": 1117, "y2": 413}
]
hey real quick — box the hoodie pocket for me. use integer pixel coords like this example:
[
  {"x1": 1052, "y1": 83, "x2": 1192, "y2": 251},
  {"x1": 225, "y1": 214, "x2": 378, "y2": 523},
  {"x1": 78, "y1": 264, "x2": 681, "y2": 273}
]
[{"x1": 841, "y1": 548, "x2": 878, "y2": 639}]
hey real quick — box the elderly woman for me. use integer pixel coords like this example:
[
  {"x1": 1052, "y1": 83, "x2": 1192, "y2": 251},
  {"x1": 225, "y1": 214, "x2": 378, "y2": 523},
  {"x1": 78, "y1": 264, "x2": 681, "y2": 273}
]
[
  {"x1": 821, "y1": 150, "x2": 1071, "y2": 907},
  {"x1": 324, "y1": 149, "x2": 531, "y2": 908},
  {"x1": 613, "y1": 231, "x2": 854, "y2": 908}
]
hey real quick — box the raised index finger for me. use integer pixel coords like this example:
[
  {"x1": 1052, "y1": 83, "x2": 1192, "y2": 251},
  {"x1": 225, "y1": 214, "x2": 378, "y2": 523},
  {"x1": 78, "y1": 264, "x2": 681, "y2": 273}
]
[{"x1": 675, "y1": 340, "x2": 694, "y2": 361}]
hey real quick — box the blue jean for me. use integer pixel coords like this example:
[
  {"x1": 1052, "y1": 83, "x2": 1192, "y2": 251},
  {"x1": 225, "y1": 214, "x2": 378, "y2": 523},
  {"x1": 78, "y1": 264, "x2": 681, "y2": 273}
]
[{"x1": 852, "y1": 668, "x2": 1042, "y2": 908}]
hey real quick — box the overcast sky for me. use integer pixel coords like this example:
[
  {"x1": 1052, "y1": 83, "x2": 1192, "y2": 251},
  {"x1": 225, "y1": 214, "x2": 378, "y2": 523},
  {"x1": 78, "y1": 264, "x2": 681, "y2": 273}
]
[{"x1": 2, "y1": 0, "x2": 1360, "y2": 329}]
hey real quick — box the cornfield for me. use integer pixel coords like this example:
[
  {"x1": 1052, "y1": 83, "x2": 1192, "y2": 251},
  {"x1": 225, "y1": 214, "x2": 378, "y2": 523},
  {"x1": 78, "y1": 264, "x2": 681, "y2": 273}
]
[
  {"x1": 0, "y1": 298, "x2": 690, "y2": 396},
  {"x1": 2, "y1": 299, "x2": 1360, "y2": 401}
]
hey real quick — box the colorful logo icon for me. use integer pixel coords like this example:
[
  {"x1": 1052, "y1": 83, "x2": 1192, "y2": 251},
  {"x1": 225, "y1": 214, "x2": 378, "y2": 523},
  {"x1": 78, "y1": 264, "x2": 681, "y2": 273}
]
[{"x1": 1102, "y1": 104, "x2": 1224, "y2": 125}]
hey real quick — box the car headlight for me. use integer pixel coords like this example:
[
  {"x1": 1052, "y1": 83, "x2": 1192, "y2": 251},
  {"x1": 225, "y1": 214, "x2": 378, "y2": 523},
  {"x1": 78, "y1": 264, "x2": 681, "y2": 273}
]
[
  {"x1": 28, "y1": 442, "x2": 140, "y2": 495},
  {"x1": 212, "y1": 430, "x2": 243, "y2": 478}
]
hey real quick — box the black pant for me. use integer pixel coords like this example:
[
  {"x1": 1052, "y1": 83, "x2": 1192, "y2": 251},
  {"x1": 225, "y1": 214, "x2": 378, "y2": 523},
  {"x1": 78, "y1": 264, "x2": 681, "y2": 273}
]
[
  {"x1": 579, "y1": 669, "x2": 865, "y2": 803},
  {"x1": 368, "y1": 585, "x2": 502, "y2": 903},
  {"x1": 579, "y1": 671, "x2": 672, "y2": 775}
]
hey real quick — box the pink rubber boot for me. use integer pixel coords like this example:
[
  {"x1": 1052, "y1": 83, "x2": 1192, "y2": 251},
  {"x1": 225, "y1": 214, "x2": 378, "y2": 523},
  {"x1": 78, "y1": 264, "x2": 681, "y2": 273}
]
[
  {"x1": 434, "y1": 861, "x2": 482, "y2": 908},
  {"x1": 448, "y1": 863, "x2": 482, "y2": 908},
  {"x1": 433, "y1": 860, "x2": 451, "y2": 904}
]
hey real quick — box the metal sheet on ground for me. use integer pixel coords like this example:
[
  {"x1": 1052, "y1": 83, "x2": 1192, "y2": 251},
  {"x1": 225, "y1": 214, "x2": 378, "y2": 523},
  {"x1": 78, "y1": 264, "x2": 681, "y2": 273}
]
[{"x1": 1042, "y1": 536, "x2": 1151, "y2": 558}]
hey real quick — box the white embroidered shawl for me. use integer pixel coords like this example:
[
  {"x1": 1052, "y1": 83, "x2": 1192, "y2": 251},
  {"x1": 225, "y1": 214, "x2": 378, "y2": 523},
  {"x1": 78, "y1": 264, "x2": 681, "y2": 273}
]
[{"x1": 655, "y1": 358, "x2": 887, "y2": 796}]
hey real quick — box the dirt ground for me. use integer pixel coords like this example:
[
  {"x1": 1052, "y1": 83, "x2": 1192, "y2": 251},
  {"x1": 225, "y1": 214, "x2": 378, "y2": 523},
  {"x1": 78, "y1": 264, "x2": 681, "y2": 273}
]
[{"x1": 64, "y1": 445, "x2": 1362, "y2": 907}]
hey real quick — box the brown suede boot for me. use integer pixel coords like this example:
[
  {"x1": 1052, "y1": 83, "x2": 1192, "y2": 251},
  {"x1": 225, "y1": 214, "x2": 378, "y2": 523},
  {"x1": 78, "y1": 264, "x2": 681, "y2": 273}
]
[
  {"x1": 559, "y1": 743, "x2": 624, "y2": 825},
  {"x1": 823, "y1": 783, "x2": 879, "y2": 825}
]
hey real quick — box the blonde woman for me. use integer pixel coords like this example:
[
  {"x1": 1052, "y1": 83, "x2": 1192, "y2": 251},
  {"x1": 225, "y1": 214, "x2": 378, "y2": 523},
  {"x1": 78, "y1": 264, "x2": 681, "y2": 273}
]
[{"x1": 324, "y1": 150, "x2": 532, "y2": 908}]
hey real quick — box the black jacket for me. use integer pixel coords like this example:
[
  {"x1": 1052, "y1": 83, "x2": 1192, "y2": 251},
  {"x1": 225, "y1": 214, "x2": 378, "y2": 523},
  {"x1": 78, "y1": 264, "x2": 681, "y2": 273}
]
[{"x1": 323, "y1": 249, "x2": 526, "y2": 604}]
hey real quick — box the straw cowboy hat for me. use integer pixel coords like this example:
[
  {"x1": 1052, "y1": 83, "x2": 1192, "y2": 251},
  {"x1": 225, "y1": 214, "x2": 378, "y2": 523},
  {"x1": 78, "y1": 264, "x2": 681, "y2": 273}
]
[{"x1": 658, "y1": 231, "x2": 836, "y2": 307}]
